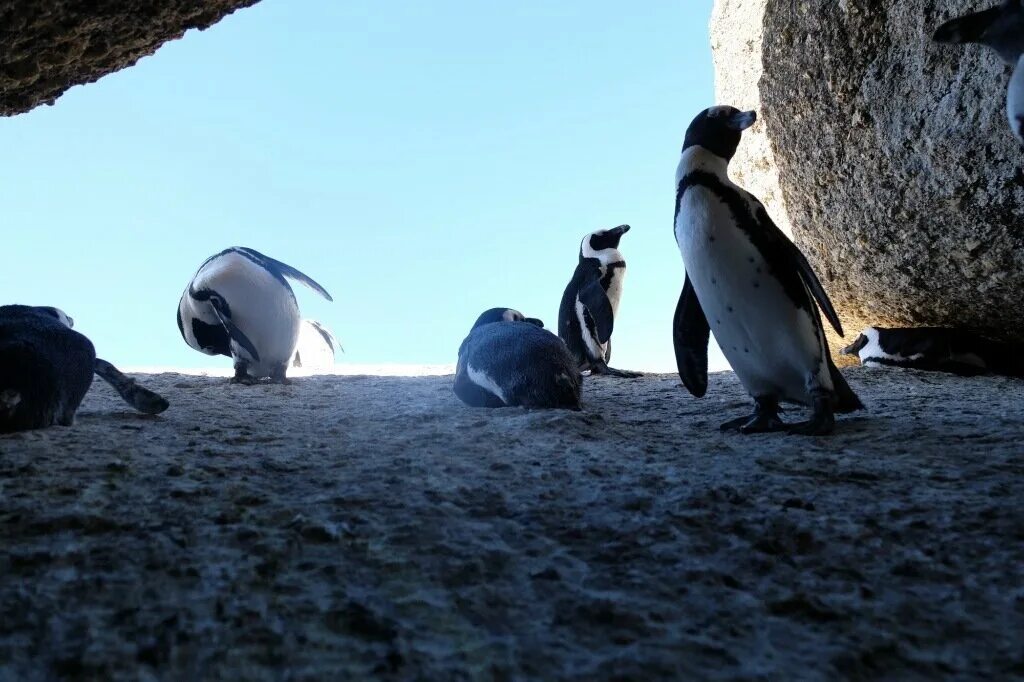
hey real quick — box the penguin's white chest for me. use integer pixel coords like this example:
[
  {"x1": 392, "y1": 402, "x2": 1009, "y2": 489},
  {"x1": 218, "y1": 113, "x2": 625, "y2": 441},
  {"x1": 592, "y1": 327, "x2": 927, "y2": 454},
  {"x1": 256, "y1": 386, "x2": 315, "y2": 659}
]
[
  {"x1": 604, "y1": 265, "x2": 625, "y2": 317},
  {"x1": 675, "y1": 187, "x2": 828, "y2": 403}
]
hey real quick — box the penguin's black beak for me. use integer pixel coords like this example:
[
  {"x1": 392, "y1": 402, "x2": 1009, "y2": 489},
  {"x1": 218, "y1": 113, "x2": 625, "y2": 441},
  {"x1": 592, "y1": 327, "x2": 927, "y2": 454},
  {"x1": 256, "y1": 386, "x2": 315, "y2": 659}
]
[
  {"x1": 840, "y1": 334, "x2": 869, "y2": 357},
  {"x1": 524, "y1": 317, "x2": 545, "y2": 328},
  {"x1": 610, "y1": 224, "x2": 630, "y2": 237},
  {"x1": 726, "y1": 110, "x2": 757, "y2": 132}
]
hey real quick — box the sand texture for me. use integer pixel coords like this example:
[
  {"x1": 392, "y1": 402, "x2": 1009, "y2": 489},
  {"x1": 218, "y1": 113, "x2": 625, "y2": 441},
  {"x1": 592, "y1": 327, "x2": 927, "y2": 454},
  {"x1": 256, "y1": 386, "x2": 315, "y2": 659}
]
[{"x1": 1, "y1": 368, "x2": 1022, "y2": 680}]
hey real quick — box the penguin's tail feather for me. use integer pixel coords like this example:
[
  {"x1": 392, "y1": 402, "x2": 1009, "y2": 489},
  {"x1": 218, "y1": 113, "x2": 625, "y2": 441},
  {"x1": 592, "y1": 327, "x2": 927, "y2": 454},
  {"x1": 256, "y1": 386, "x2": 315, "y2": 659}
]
[
  {"x1": 0, "y1": 388, "x2": 21, "y2": 413},
  {"x1": 829, "y1": 358, "x2": 864, "y2": 413},
  {"x1": 94, "y1": 359, "x2": 170, "y2": 415}
]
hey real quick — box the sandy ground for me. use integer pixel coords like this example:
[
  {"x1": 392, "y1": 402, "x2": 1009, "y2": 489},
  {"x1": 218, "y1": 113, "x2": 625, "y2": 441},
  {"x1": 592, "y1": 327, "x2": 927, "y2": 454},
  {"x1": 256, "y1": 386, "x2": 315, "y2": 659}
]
[{"x1": 0, "y1": 367, "x2": 1022, "y2": 681}]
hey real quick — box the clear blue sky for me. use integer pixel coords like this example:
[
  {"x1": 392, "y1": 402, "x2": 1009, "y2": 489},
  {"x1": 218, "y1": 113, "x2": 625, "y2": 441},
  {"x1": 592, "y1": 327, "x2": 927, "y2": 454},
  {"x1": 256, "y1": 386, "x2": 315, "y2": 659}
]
[{"x1": 1, "y1": 0, "x2": 727, "y2": 372}]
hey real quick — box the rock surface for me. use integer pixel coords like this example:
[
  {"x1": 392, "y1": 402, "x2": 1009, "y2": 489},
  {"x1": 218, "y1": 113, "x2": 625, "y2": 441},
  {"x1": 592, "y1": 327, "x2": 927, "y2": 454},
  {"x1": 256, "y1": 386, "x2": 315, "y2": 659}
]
[
  {"x1": 1, "y1": 369, "x2": 1022, "y2": 679},
  {"x1": 0, "y1": 0, "x2": 259, "y2": 116},
  {"x1": 711, "y1": 0, "x2": 1024, "y2": 351}
]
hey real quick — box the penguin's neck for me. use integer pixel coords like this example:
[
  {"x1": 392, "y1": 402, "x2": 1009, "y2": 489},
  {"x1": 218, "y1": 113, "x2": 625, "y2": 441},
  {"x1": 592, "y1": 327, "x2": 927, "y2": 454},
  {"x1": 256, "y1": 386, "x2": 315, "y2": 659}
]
[{"x1": 676, "y1": 145, "x2": 732, "y2": 185}]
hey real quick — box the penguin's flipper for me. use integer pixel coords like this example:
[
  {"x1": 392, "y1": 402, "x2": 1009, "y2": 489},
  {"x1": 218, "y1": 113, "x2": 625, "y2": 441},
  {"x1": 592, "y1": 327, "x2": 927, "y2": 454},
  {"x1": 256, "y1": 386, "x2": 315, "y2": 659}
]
[
  {"x1": 94, "y1": 358, "x2": 170, "y2": 415},
  {"x1": 755, "y1": 205, "x2": 844, "y2": 337},
  {"x1": 579, "y1": 276, "x2": 615, "y2": 343},
  {"x1": 310, "y1": 320, "x2": 342, "y2": 352},
  {"x1": 240, "y1": 248, "x2": 334, "y2": 301},
  {"x1": 673, "y1": 275, "x2": 710, "y2": 398},
  {"x1": 933, "y1": 6, "x2": 1000, "y2": 45},
  {"x1": 208, "y1": 295, "x2": 262, "y2": 363}
]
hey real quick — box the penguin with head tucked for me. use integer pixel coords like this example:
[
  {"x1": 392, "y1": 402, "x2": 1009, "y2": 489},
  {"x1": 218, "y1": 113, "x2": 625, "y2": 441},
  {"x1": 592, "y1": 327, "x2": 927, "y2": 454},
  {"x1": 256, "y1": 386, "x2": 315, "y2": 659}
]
[
  {"x1": 558, "y1": 225, "x2": 641, "y2": 378},
  {"x1": 841, "y1": 326, "x2": 1024, "y2": 377},
  {"x1": 177, "y1": 247, "x2": 332, "y2": 384},
  {"x1": 934, "y1": 0, "x2": 1024, "y2": 143},
  {"x1": 672, "y1": 106, "x2": 863, "y2": 436},
  {"x1": 455, "y1": 308, "x2": 581, "y2": 409}
]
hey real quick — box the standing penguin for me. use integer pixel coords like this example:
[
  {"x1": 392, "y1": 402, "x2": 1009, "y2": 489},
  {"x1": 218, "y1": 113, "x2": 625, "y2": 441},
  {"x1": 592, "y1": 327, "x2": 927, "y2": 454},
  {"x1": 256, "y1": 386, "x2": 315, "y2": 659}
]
[
  {"x1": 672, "y1": 106, "x2": 862, "y2": 436},
  {"x1": 177, "y1": 247, "x2": 332, "y2": 383},
  {"x1": 0, "y1": 305, "x2": 168, "y2": 433},
  {"x1": 558, "y1": 225, "x2": 641, "y2": 378},
  {"x1": 455, "y1": 308, "x2": 581, "y2": 409},
  {"x1": 291, "y1": 319, "x2": 341, "y2": 371},
  {"x1": 934, "y1": 1, "x2": 1024, "y2": 143}
]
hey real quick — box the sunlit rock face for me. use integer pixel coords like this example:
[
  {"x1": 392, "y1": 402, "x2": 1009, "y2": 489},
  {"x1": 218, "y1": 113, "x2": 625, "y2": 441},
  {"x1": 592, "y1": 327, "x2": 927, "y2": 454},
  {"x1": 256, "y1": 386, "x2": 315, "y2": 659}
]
[
  {"x1": 0, "y1": 0, "x2": 260, "y2": 116},
  {"x1": 711, "y1": 0, "x2": 1024, "y2": 354}
]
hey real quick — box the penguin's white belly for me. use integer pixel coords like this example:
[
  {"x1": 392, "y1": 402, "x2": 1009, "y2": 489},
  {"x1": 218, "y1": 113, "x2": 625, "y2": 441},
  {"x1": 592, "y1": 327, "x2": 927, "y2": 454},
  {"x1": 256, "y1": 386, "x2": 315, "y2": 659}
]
[
  {"x1": 578, "y1": 264, "x2": 625, "y2": 360},
  {"x1": 676, "y1": 189, "x2": 828, "y2": 403},
  {"x1": 195, "y1": 257, "x2": 300, "y2": 374},
  {"x1": 1007, "y1": 55, "x2": 1024, "y2": 143}
]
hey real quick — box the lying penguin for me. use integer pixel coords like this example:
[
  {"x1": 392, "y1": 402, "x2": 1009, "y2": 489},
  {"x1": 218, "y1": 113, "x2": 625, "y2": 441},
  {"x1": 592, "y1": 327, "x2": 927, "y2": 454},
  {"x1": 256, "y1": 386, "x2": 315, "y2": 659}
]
[
  {"x1": 672, "y1": 106, "x2": 863, "y2": 436},
  {"x1": 177, "y1": 247, "x2": 333, "y2": 384},
  {"x1": 291, "y1": 319, "x2": 341, "y2": 370},
  {"x1": 558, "y1": 224, "x2": 641, "y2": 378},
  {"x1": 455, "y1": 308, "x2": 582, "y2": 409},
  {"x1": 0, "y1": 305, "x2": 169, "y2": 433},
  {"x1": 841, "y1": 326, "x2": 1024, "y2": 377},
  {"x1": 934, "y1": 0, "x2": 1024, "y2": 143}
]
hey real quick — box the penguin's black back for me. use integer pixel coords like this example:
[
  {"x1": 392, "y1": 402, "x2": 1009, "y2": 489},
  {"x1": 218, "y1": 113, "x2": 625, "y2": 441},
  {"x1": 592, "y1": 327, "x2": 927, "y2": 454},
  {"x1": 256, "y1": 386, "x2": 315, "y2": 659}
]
[
  {"x1": 456, "y1": 322, "x2": 581, "y2": 409},
  {"x1": 558, "y1": 259, "x2": 605, "y2": 366},
  {"x1": 0, "y1": 306, "x2": 96, "y2": 433}
]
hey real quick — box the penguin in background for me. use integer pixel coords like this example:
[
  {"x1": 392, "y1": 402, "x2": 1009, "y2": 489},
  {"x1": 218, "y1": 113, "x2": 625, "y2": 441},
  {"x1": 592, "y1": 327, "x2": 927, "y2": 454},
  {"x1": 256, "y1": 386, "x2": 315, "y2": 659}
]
[
  {"x1": 455, "y1": 308, "x2": 582, "y2": 409},
  {"x1": 841, "y1": 326, "x2": 1024, "y2": 377},
  {"x1": 672, "y1": 106, "x2": 863, "y2": 436},
  {"x1": 0, "y1": 305, "x2": 168, "y2": 433},
  {"x1": 934, "y1": 0, "x2": 1024, "y2": 143},
  {"x1": 292, "y1": 319, "x2": 341, "y2": 371},
  {"x1": 558, "y1": 225, "x2": 641, "y2": 378},
  {"x1": 177, "y1": 247, "x2": 332, "y2": 384}
]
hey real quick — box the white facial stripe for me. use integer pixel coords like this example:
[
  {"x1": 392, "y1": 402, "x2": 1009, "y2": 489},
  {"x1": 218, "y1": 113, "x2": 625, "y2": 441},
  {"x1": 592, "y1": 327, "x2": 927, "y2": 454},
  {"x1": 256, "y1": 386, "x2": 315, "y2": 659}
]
[
  {"x1": 467, "y1": 365, "x2": 507, "y2": 404},
  {"x1": 502, "y1": 309, "x2": 524, "y2": 322},
  {"x1": 53, "y1": 309, "x2": 74, "y2": 328},
  {"x1": 706, "y1": 105, "x2": 733, "y2": 118}
]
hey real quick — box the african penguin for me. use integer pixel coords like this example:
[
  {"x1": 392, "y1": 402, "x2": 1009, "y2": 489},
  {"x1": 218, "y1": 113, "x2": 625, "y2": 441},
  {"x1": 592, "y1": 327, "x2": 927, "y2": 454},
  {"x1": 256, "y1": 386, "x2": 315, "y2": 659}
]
[
  {"x1": 934, "y1": 0, "x2": 1024, "y2": 143},
  {"x1": 455, "y1": 308, "x2": 582, "y2": 409},
  {"x1": 672, "y1": 106, "x2": 863, "y2": 436},
  {"x1": 841, "y1": 326, "x2": 1024, "y2": 377},
  {"x1": 558, "y1": 225, "x2": 641, "y2": 378},
  {"x1": 177, "y1": 247, "x2": 333, "y2": 384},
  {"x1": 0, "y1": 305, "x2": 169, "y2": 433},
  {"x1": 291, "y1": 319, "x2": 341, "y2": 371}
]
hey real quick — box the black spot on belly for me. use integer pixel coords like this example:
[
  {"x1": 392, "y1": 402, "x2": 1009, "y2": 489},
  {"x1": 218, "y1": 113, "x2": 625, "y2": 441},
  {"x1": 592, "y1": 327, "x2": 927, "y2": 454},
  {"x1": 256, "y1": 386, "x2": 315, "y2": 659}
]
[
  {"x1": 748, "y1": 257, "x2": 755, "y2": 263},
  {"x1": 727, "y1": 306, "x2": 734, "y2": 313},
  {"x1": 753, "y1": 281, "x2": 760, "y2": 289},
  {"x1": 756, "y1": 267, "x2": 762, "y2": 274},
  {"x1": 716, "y1": 319, "x2": 721, "y2": 325},
  {"x1": 711, "y1": 277, "x2": 717, "y2": 284}
]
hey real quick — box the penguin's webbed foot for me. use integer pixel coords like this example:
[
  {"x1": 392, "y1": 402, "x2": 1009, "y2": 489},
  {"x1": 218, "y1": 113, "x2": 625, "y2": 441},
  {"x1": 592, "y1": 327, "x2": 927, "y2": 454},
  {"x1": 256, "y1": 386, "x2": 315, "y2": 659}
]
[
  {"x1": 787, "y1": 393, "x2": 836, "y2": 436},
  {"x1": 588, "y1": 361, "x2": 643, "y2": 379},
  {"x1": 720, "y1": 397, "x2": 786, "y2": 434},
  {"x1": 231, "y1": 361, "x2": 259, "y2": 385}
]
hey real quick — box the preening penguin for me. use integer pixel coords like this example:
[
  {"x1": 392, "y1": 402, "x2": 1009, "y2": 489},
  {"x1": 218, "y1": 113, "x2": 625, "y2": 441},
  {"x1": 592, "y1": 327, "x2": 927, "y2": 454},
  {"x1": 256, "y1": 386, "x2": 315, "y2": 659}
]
[
  {"x1": 934, "y1": 0, "x2": 1024, "y2": 143},
  {"x1": 672, "y1": 106, "x2": 862, "y2": 436},
  {"x1": 841, "y1": 326, "x2": 1024, "y2": 377},
  {"x1": 177, "y1": 247, "x2": 333, "y2": 383},
  {"x1": 291, "y1": 319, "x2": 341, "y2": 371},
  {"x1": 558, "y1": 225, "x2": 641, "y2": 378},
  {"x1": 455, "y1": 308, "x2": 582, "y2": 409},
  {"x1": 0, "y1": 305, "x2": 168, "y2": 433}
]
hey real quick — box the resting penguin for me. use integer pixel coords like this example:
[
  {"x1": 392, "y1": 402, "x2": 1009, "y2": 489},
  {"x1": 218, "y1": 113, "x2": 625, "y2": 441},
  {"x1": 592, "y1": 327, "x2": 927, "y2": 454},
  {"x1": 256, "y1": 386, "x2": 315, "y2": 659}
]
[
  {"x1": 841, "y1": 326, "x2": 1024, "y2": 377},
  {"x1": 558, "y1": 225, "x2": 641, "y2": 378},
  {"x1": 177, "y1": 247, "x2": 333, "y2": 384},
  {"x1": 934, "y1": 0, "x2": 1024, "y2": 143},
  {"x1": 672, "y1": 106, "x2": 863, "y2": 436},
  {"x1": 455, "y1": 308, "x2": 582, "y2": 409},
  {"x1": 291, "y1": 319, "x2": 341, "y2": 370},
  {"x1": 0, "y1": 305, "x2": 169, "y2": 433}
]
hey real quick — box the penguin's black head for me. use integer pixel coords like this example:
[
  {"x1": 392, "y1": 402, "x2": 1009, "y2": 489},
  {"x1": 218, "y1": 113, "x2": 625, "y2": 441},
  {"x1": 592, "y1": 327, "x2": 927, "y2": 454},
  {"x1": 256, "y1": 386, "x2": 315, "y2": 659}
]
[
  {"x1": 581, "y1": 224, "x2": 630, "y2": 260},
  {"x1": 470, "y1": 308, "x2": 544, "y2": 331},
  {"x1": 35, "y1": 306, "x2": 74, "y2": 328},
  {"x1": 682, "y1": 106, "x2": 757, "y2": 161},
  {"x1": 934, "y1": 1, "x2": 1024, "y2": 62}
]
